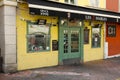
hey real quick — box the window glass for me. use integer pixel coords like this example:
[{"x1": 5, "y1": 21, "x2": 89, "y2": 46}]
[
  {"x1": 70, "y1": 0, "x2": 74, "y2": 4},
  {"x1": 89, "y1": 0, "x2": 99, "y2": 7},
  {"x1": 60, "y1": 18, "x2": 68, "y2": 26},
  {"x1": 68, "y1": 18, "x2": 81, "y2": 27},
  {"x1": 65, "y1": 0, "x2": 68, "y2": 3},
  {"x1": 27, "y1": 22, "x2": 50, "y2": 52},
  {"x1": 106, "y1": 25, "x2": 116, "y2": 37},
  {"x1": 71, "y1": 31, "x2": 79, "y2": 52},
  {"x1": 64, "y1": 30, "x2": 69, "y2": 53},
  {"x1": 64, "y1": 0, "x2": 76, "y2": 4},
  {"x1": 60, "y1": 18, "x2": 82, "y2": 27},
  {"x1": 92, "y1": 24, "x2": 101, "y2": 48},
  {"x1": 84, "y1": 27, "x2": 89, "y2": 44}
]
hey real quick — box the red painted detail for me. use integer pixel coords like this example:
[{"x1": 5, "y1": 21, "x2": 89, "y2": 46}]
[{"x1": 106, "y1": 23, "x2": 120, "y2": 56}]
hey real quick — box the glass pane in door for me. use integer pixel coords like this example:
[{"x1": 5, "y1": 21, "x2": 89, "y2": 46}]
[
  {"x1": 64, "y1": 30, "x2": 69, "y2": 53},
  {"x1": 71, "y1": 30, "x2": 79, "y2": 52}
]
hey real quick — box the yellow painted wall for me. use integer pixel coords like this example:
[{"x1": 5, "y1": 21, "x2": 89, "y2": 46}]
[
  {"x1": 59, "y1": 0, "x2": 64, "y2": 3},
  {"x1": 100, "y1": 0, "x2": 106, "y2": 8},
  {"x1": 78, "y1": 0, "x2": 89, "y2": 7},
  {"x1": 17, "y1": 3, "x2": 58, "y2": 70},
  {"x1": 83, "y1": 20, "x2": 104, "y2": 62}
]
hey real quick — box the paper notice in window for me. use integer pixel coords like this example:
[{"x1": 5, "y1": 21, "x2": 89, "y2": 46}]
[
  {"x1": 95, "y1": 37, "x2": 98, "y2": 42},
  {"x1": 28, "y1": 24, "x2": 49, "y2": 35}
]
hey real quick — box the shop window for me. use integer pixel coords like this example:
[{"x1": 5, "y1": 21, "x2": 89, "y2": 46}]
[
  {"x1": 92, "y1": 24, "x2": 101, "y2": 48},
  {"x1": 27, "y1": 21, "x2": 50, "y2": 52},
  {"x1": 84, "y1": 27, "x2": 89, "y2": 44},
  {"x1": 106, "y1": 25, "x2": 116, "y2": 37}
]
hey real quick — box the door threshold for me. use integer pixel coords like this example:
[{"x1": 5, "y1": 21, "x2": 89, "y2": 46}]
[{"x1": 63, "y1": 58, "x2": 81, "y2": 65}]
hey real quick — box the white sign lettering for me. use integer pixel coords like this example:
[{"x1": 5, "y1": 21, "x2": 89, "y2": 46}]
[
  {"x1": 95, "y1": 17, "x2": 107, "y2": 21},
  {"x1": 85, "y1": 15, "x2": 92, "y2": 20},
  {"x1": 107, "y1": 25, "x2": 116, "y2": 37},
  {"x1": 40, "y1": 10, "x2": 49, "y2": 16}
]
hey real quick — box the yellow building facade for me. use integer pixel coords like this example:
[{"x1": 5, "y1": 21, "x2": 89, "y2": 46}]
[
  {"x1": 16, "y1": 2, "x2": 105, "y2": 70},
  {"x1": 17, "y1": 3, "x2": 59, "y2": 70},
  {"x1": 17, "y1": 0, "x2": 105, "y2": 70},
  {"x1": 57, "y1": 0, "x2": 105, "y2": 62},
  {"x1": 83, "y1": 20, "x2": 104, "y2": 62},
  {"x1": 78, "y1": 0, "x2": 105, "y2": 62},
  {"x1": 1, "y1": 0, "x2": 120, "y2": 72}
]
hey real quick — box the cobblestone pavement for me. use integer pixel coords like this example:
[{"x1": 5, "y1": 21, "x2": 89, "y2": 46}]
[{"x1": 1, "y1": 57, "x2": 120, "y2": 80}]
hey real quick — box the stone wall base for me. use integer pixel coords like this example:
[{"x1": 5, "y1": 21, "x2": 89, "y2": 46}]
[{"x1": 2, "y1": 63, "x2": 17, "y2": 73}]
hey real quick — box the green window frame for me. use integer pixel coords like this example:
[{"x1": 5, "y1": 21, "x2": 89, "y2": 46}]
[
  {"x1": 91, "y1": 24, "x2": 101, "y2": 48},
  {"x1": 27, "y1": 21, "x2": 51, "y2": 53}
]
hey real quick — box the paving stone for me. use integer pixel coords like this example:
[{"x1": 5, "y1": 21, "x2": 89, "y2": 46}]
[{"x1": 0, "y1": 57, "x2": 120, "y2": 80}]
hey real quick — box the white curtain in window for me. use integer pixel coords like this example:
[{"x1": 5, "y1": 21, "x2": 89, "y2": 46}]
[{"x1": 89, "y1": 0, "x2": 99, "y2": 7}]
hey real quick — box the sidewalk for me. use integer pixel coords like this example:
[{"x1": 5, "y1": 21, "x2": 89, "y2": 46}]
[{"x1": 1, "y1": 57, "x2": 120, "y2": 80}]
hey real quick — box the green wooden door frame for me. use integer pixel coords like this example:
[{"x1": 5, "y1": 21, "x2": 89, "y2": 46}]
[{"x1": 58, "y1": 25, "x2": 84, "y2": 64}]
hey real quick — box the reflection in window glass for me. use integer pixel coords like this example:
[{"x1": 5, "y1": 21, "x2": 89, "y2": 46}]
[
  {"x1": 70, "y1": 0, "x2": 74, "y2": 4},
  {"x1": 64, "y1": 0, "x2": 76, "y2": 4},
  {"x1": 60, "y1": 18, "x2": 82, "y2": 27},
  {"x1": 60, "y1": 18, "x2": 68, "y2": 26},
  {"x1": 71, "y1": 31, "x2": 79, "y2": 52},
  {"x1": 89, "y1": 0, "x2": 99, "y2": 7},
  {"x1": 106, "y1": 25, "x2": 116, "y2": 37},
  {"x1": 64, "y1": 30, "x2": 68, "y2": 53},
  {"x1": 92, "y1": 25, "x2": 101, "y2": 48},
  {"x1": 65, "y1": 0, "x2": 68, "y2": 3},
  {"x1": 27, "y1": 22, "x2": 50, "y2": 52},
  {"x1": 84, "y1": 27, "x2": 89, "y2": 44},
  {"x1": 68, "y1": 18, "x2": 81, "y2": 27}
]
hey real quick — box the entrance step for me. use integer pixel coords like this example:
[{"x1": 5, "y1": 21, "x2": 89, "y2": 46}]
[{"x1": 63, "y1": 58, "x2": 81, "y2": 65}]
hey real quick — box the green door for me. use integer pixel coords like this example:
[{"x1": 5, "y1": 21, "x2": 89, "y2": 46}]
[{"x1": 59, "y1": 27, "x2": 82, "y2": 63}]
